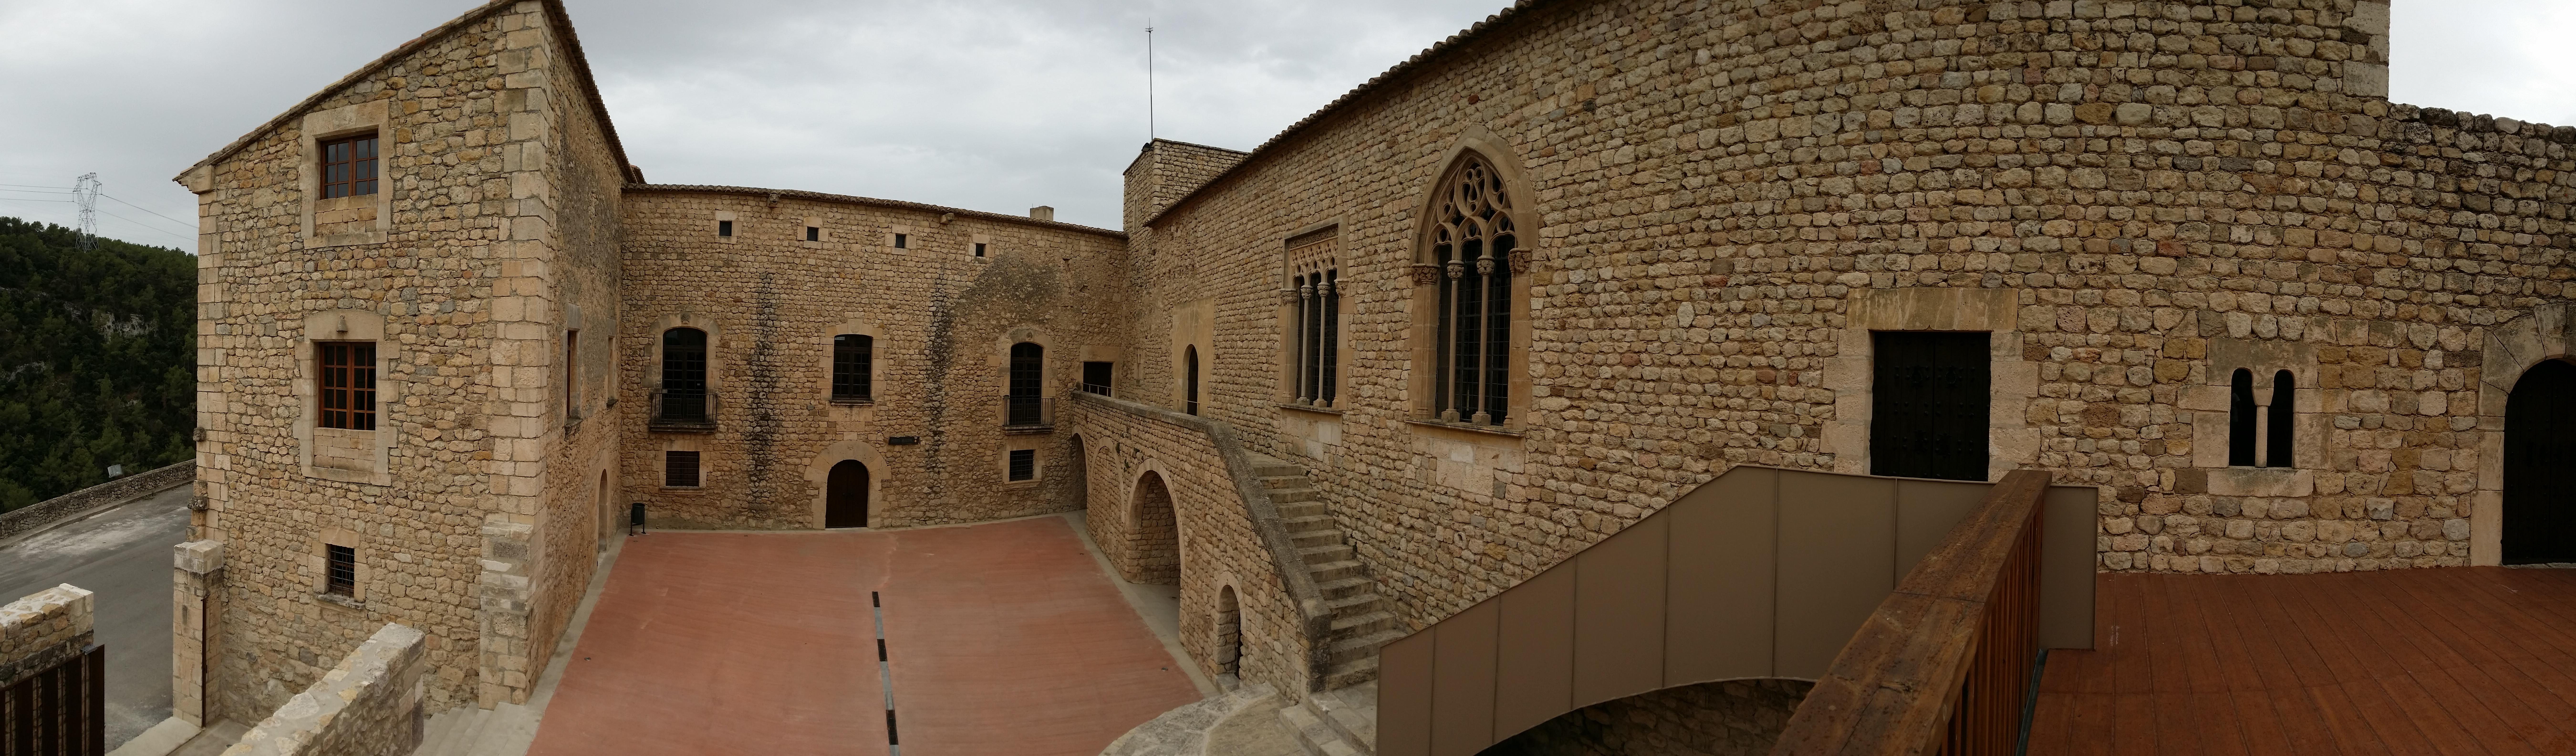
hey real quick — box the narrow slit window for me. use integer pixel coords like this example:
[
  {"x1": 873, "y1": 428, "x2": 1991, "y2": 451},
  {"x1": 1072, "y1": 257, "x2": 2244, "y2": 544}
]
[
  {"x1": 833, "y1": 334, "x2": 874, "y2": 401},
  {"x1": 2266, "y1": 370, "x2": 2296, "y2": 468},
  {"x1": 894, "y1": 233, "x2": 909, "y2": 249},
  {"x1": 319, "y1": 134, "x2": 378, "y2": 198},
  {"x1": 325, "y1": 544, "x2": 356, "y2": 597},
  {"x1": 806, "y1": 226, "x2": 820, "y2": 242},
  {"x1": 565, "y1": 331, "x2": 579, "y2": 419},
  {"x1": 1007, "y1": 449, "x2": 1035, "y2": 481},
  {"x1": 974, "y1": 242, "x2": 987, "y2": 257},
  {"x1": 1184, "y1": 346, "x2": 1200, "y2": 416},
  {"x1": 318, "y1": 341, "x2": 377, "y2": 430},
  {"x1": 665, "y1": 450, "x2": 701, "y2": 487},
  {"x1": 2228, "y1": 369, "x2": 2258, "y2": 466},
  {"x1": 718, "y1": 220, "x2": 733, "y2": 237}
]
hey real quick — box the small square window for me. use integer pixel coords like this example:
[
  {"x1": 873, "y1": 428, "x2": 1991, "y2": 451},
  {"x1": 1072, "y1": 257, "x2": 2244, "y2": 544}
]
[
  {"x1": 325, "y1": 544, "x2": 356, "y2": 597},
  {"x1": 974, "y1": 242, "x2": 987, "y2": 257},
  {"x1": 718, "y1": 220, "x2": 733, "y2": 237},
  {"x1": 806, "y1": 226, "x2": 820, "y2": 242},
  {"x1": 1007, "y1": 449, "x2": 1035, "y2": 481},
  {"x1": 666, "y1": 450, "x2": 702, "y2": 487},
  {"x1": 1082, "y1": 361, "x2": 1113, "y2": 395},
  {"x1": 894, "y1": 233, "x2": 909, "y2": 249}
]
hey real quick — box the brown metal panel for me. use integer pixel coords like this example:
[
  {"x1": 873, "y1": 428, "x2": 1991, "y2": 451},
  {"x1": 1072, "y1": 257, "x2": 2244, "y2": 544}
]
[
  {"x1": 1774, "y1": 470, "x2": 1897, "y2": 679},
  {"x1": 1429, "y1": 601, "x2": 1500, "y2": 756},
  {"x1": 1663, "y1": 466, "x2": 1778, "y2": 684},
  {"x1": 2041, "y1": 484, "x2": 2100, "y2": 650},
  {"x1": 1491, "y1": 563, "x2": 1576, "y2": 743},
  {"x1": 1571, "y1": 515, "x2": 1668, "y2": 708},
  {"x1": 1895, "y1": 478, "x2": 1990, "y2": 578},
  {"x1": 1377, "y1": 631, "x2": 1436, "y2": 756}
]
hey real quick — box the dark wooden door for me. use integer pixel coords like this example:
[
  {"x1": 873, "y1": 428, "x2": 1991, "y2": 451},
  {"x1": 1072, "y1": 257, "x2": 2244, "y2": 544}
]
[
  {"x1": 826, "y1": 460, "x2": 868, "y2": 529},
  {"x1": 1871, "y1": 331, "x2": 1991, "y2": 481},
  {"x1": 2504, "y1": 359, "x2": 2576, "y2": 564}
]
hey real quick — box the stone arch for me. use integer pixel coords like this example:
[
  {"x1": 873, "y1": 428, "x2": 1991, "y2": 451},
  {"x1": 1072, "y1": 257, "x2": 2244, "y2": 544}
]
[
  {"x1": 1479, "y1": 678, "x2": 1814, "y2": 756},
  {"x1": 1406, "y1": 127, "x2": 1537, "y2": 430},
  {"x1": 1128, "y1": 467, "x2": 1179, "y2": 585},
  {"x1": 2502, "y1": 359, "x2": 2576, "y2": 564},
  {"x1": 1065, "y1": 433, "x2": 1092, "y2": 513},
  {"x1": 2473, "y1": 303, "x2": 2575, "y2": 565},
  {"x1": 803, "y1": 439, "x2": 887, "y2": 529}
]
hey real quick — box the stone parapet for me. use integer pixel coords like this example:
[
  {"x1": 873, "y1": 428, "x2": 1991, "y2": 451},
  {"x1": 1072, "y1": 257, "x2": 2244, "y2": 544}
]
[
  {"x1": 218, "y1": 623, "x2": 428, "y2": 756},
  {"x1": 0, "y1": 584, "x2": 95, "y2": 688},
  {"x1": 0, "y1": 461, "x2": 190, "y2": 544}
]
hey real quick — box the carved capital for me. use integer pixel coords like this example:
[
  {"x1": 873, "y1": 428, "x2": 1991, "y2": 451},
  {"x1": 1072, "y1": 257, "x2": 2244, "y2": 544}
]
[
  {"x1": 1410, "y1": 263, "x2": 1442, "y2": 286},
  {"x1": 1508, "y1": 248, "x2": 1532, "y2": 274}
]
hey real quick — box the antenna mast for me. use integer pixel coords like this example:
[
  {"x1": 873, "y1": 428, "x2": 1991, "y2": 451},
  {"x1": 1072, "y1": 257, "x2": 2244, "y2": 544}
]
[
  {"x1": 1147, "y1": 20, "x2": 1156, "y2": 141},
  {"x1": 71, "y1": 173, "x2": 99, "y2": 250}
]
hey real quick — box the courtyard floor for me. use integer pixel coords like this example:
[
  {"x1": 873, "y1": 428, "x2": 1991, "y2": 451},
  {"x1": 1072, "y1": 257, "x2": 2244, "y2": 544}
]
[{"x1": 522, "y1": 515, "x2": 1204, "y2": 756}]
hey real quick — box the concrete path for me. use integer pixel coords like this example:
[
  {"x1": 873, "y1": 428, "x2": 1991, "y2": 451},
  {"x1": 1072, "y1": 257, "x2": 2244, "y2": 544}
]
[
  {"x1": 524, "y1": 516, "x2": 1202, "y2": 756},
  {"x1": 0, "y1": 484, "x2": 191, "y2": 750}
]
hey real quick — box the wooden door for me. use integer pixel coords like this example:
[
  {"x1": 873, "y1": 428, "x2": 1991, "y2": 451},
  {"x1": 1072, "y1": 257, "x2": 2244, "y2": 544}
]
[
  {"x1": 826, "y1": 460, "x2": 868, "y2": 529},
  {"x1": 2504, "y1": 359, "x2": 2576, "y2": 564},
  {"x1": 1871, "y1": 331, "x2": 1991, "y2": 481}
]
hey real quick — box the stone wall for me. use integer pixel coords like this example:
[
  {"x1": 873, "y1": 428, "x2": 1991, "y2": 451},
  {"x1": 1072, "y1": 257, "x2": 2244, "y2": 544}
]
[
  {"x1": 613, "y1": 188, "x2": 1124, "y2": 530},
  {"x1": 0, "y1": 585, "x2": 94, "y2": 688},
  {"x1": 1482, "y1": 679, "x2": 1811, "y2": 756},
  {"x1": 0, "y1": 461, "x2": 190, "y2": 544},
  {"x1": 218, "y1": 623, "x2": 427, "y2": 756},
  {"x1": 1115, "y1": 0, "x2": 2573, "y2": 663}
]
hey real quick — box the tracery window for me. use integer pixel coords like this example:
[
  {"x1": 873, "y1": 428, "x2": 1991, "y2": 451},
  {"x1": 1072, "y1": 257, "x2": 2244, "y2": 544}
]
[
  {"x1": 1287, "y1": 229, "x2": 1340, "y2": 407},
  {"x1": 1420, "y1": 154, "x2": 1522, "y2": 426}
]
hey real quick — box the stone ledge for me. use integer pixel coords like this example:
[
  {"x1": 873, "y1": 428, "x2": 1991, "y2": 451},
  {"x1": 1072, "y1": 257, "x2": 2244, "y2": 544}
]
[
  {"x1": 219, "y1": 623, "x2": 426, "y2": 756},
  {"x1": 0, "y1": 461, "x2": 192, "y2": 545}
]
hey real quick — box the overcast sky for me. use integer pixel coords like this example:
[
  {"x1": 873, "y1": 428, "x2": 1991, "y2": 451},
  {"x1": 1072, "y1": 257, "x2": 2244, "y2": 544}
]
[{"x1": 0, "y1": 1, "x2": 2566, "y2": 251}]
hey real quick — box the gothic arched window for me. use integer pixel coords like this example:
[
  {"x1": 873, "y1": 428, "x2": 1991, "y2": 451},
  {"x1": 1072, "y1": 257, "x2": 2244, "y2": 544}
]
[{"x1": 1418, "y1": 153, "x2": 1524, "y2": 427}]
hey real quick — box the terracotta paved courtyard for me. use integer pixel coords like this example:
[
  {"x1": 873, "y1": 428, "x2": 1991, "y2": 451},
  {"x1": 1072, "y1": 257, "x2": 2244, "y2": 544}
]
[
  {"x1": 2028, "y1": 567, "x2": 2576, "y2": 756},
  {"x1": 524, "y1": 516, "x2": 1202, "y2": 756}
]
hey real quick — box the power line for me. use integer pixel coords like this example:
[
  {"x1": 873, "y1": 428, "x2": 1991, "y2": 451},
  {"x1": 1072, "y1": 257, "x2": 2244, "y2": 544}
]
[
  {"x1": 93, "y1": 210, "x2": 194, "y2": 244},
  {"x1": 101, "y1": 194, "x2": 195, "y2": 231}
]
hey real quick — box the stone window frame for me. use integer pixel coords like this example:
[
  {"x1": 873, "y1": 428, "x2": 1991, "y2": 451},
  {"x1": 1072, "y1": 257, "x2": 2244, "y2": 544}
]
[
  {"x1": 2181, "y1": 340, "x2": 2321, "y2": 499},
  {"x1": 660, "y1": 438, "x2": 708, "y2": 490},
  {"x1": 1277, "y1": 220, "x2": 1347, "y2": 412},
  {"x1": 1000, "y1": 441, "x2": 1044, "y2": 487},
  {"x1": 298, "y1": 100, "x2": 393, "y2": 248},
  {"x1": 801, "y1": 440, "x2": 886, "y2": 529},
  {"x1": 887, "y1": 224, "x2": 914, "y2": 252},
  {"x1": 308, "y1": 526, "x2": 369, "y2": 609},
  {"x1": 2472, "y1": 303, "x2": 2572, "y2": 566},
  {"x1": 1170, "y1": 299, "x2": 1213, "y2": 415},
  {"x1": 1405, "y1": 131, "x2": 1536, "y2": 435},
  {"x1": 1823, "y1": 288, "x2": 2039, "y2": 482},
  {"x1": 971, "y1": 232, "x2": 991, "y2": 259},
  {"x1": 798, "y1": 215, "x2": 831, "y2": 246},
  {"x1": 995, "y1": 325, "x2": 1057, "y2": 415},
  {"x1": 821, "y1": 314, "x2": 886, "y2": 407},
  {"x1": 295, "y1": 309, "x2": 397, "y2": 486},
  {"x1": 644, "y1": 313, "x2": 724, "y2": 428},
  {"x1": 713, "y1": 210, "x2": 737, "y2": 242}
]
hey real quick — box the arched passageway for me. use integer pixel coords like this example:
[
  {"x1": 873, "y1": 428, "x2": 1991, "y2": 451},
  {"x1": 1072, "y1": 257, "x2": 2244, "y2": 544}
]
[
  {"x1": 1478, "y1": 679, "x2": 1813, "y2": 756},
  {"x1": 2504, "y1": 359, "x2": 2576, "y2": 564},
  {"x1": 1132, "y1": 471, "x2": 1179, "y2": 584},
  {"x1": 826, "y1": 460, "x2": 869, "y2": 528}
]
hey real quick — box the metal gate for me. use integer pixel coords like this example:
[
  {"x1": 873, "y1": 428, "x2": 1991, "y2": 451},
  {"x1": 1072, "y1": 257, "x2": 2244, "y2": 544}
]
[{"x1": 1, "y1": 645, "x2": 105, "y2": 756}]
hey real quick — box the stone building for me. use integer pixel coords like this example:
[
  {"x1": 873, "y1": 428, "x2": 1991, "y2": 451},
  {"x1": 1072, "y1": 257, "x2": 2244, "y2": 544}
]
[{"x1": 174, "y1": 0, "x2": 2573, "y2": 750}]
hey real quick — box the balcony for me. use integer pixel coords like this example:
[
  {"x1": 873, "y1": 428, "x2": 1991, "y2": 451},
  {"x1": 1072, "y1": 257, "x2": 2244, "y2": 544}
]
[
  {"x1": 1002, "y1": 396, "x2": 1053, "y2": 433},
  {"x1": 649, "y1": 390, "x2": 716, "y2": 433}
]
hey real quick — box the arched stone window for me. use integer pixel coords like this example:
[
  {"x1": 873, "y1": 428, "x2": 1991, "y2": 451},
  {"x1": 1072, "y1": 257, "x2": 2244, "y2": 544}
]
[
  {"x1": 2228, "y1": 368, "x2": 2257, "y2": 467},
  {"x1": 1412, "y1": 148, "x2": 1531, "y2": 428},
  {"x1": 660, "y1": 328, "x2": 708, "y2": 423},
  {"x1": 2266, "y1": 369, "x2": 2296, "y2": 468}
]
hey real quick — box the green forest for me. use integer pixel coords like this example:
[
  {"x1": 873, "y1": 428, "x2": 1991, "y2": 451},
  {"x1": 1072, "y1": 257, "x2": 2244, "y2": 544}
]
[{"x1": 0, "y1": 217, "x2": 194, "y2": 511}]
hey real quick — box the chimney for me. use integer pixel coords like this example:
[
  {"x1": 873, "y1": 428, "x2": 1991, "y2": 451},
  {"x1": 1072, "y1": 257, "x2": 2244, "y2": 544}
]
[{"x1": 1029, "y1": 206, "x2": 1054, "y2": 222}]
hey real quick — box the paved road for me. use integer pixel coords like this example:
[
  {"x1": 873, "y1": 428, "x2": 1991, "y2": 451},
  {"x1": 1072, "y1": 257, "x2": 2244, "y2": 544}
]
[{"x1": 0, "y1": 484, "x2": 191, "y2": 749}]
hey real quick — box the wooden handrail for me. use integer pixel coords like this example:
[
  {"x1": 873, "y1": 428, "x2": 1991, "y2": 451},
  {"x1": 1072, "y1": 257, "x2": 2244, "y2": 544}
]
[{"x1": 1771, "y1": 469, "x2": 2052, "y2": 756}]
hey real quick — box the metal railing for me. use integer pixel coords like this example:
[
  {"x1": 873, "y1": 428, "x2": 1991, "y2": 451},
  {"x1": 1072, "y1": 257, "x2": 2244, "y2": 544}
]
[
  {"x1": 1, "y1": 644, "x2": 105, "y2": 756},
  {"x1": 1771, "y1": 469, "x2": 2050, "y2": 756},
  {"x1": 1002, "y1": 396, "x2": 1054, "y2": 429},
  {"x1": 650, "y1": 390, "x2": 715, "y2": 429}
]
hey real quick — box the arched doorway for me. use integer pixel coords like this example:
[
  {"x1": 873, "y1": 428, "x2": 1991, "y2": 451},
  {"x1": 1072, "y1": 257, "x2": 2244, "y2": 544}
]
[
  {"x1": 826, "y1": 460, "x2": 869, "y2": 529},
  {"x1": 596, "y1": 471, "x2": 612, "y2": 553},
  {"x1": 1215, "y1": 586, "x2": 1241, "y2": 684},
  {"x1": 2504, "y1": 359, "x2": 2576, "y2": 564},
  {"x1": 1132, "y1": 471, "x2": 1179, "y2": 584}
]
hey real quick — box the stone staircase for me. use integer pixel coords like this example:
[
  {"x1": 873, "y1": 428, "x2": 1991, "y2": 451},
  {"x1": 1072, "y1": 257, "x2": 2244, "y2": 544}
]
[
  {"x1": 1248, "y1": 454, "x2": 1390, "y2": 756},
  {"x1": 410, "y1": 702, "x2": 538, "y2": 756}
]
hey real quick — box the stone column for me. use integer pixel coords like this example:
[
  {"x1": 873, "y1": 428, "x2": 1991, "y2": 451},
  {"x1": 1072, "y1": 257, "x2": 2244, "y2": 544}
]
[
  {"x1": 477, "y1": 518, "x2": 534, "y2": 708},
  {"x1": 171, "y1": 540, "x2": 223, "y2": 727}
]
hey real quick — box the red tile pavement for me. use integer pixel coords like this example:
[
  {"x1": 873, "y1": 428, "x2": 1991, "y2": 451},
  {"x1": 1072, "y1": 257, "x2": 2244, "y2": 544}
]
[{"x1": 525, "y1": 516, "x2": 1201, "y2": 756}]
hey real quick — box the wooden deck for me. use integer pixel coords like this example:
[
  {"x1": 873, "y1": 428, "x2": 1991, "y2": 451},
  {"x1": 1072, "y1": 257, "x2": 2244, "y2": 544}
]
[{"x1": 2027, "y1": 567, "x2": 2576, "y2": 755}]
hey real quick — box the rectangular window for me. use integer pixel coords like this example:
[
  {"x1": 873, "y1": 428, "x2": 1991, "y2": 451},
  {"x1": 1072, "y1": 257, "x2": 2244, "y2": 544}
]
[
  {"x1": 318, "y1": 342, "x2": 377, "y2": 430},
  {"x1": 1082, "y1": 361, "x2": 1113, "y2": 395},
  {"x1": 1293, "y1": 270, "x2": 1341, "y2": 406},
  {"x1": 666, "y1": 450, "x2": 701, "y2": 487},
  {"x1": 833, "y1": 334, "x2": 874, "y2": 401},
  {"x1": 718, "y1": 220, "x2": 733, "y2": 237},
  {"x1": 894, "y1": 233, "x2": 909, "y2": 249},
  {"x1": 1007, "y1": 449, "x2": 1035, "y2": 481},
  {"x1": 806, "y1": 226, "x2": 820, "y2": 242},
  {"x1": 325, "y1": 544, "x2": 356, "y2": 597},
  {"x1": 1869, "y1": 331, "x2": 1991, "y2": 481},
  {"x1": 565, "y1": 331, "x2": 579, "y2": 419},
  {"x1": 320, "y1": 135, "x2": 378, "y2": 198},
  {"x1": 974, "y1": 242, "x2": 987, "y2": 257}
]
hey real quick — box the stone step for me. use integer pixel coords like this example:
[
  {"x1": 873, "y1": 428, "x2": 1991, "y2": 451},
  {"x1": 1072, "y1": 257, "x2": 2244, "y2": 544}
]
[
  {"x1": 1298, "y1": 544, "x2": 1354, "y2": 563},
  {"x1": 1256, "y1": 473, "x2": 1304, "y2": 489},
  {"x1": 1267, "y1": 486, "x2": 1320, "y2": 503},
  {"x1": 1247, "y1": 456, "x2": 1303, "y2": 478},
  {"x1": 1281, "y1": 514, "x2": 1338, "y2": 533},
  {"x1": 1322, "y1": 593, "x2": 1380, "y2": 615},
  {"x1": 1310, "y1": 681, "x2": 1378, "y2": 755},
  {"x1": 1327, "y1": 629, "x2": 1406, "y2": 666},
  {"x1": 1320, "y1": 656, "x2": 1381, "y2": 692},
  {"x1": 1275, "y1": 499, "x2": 1329, "y2": 520},
  {"x1": 1315, "y1": 577, "x2": 1376, "y2": 601},
  {"x1": 1306, "y1": 558, "x2": 1365, "y2": 583},
  {"x1": 1328, "y1": 609, "x2": 1397, "y2": 636},
  {"x1": 1290, "y1": 529, "x2": 1345, "y2": 548},
  {"x1": 1280, "y1": 701, "x2": 1365, "y2": 756}
]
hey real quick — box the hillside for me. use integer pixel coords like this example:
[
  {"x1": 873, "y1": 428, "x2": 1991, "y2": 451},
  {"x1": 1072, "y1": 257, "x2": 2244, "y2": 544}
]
[{"x1": 0, "y1": 217, "x2": 194, "y2": 510}]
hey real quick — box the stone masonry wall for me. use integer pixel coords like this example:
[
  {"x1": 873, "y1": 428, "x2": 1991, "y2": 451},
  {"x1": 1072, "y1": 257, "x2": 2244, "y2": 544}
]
[
  {"x1": 0, "y1": 585, "x2": 94, "y2": 688},
  {"x1": 1122, "y1": 0, "x2": 2572, "y2": 656},
  {"x1": 616, "y1": 189, "x2": 1125, "y2": 530},
  {"x1": 218, "y1": 623, "x2": 427, "y2": 756}
]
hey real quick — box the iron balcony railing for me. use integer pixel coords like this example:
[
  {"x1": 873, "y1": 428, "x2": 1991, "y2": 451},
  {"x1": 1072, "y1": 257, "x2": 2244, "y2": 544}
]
[
  {"x1": 1002, "y1": 396, "x2": 1054, "y2": 429},
  {"x1": 651, "y1": 389, "x2": 715, "y2": 430}
]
